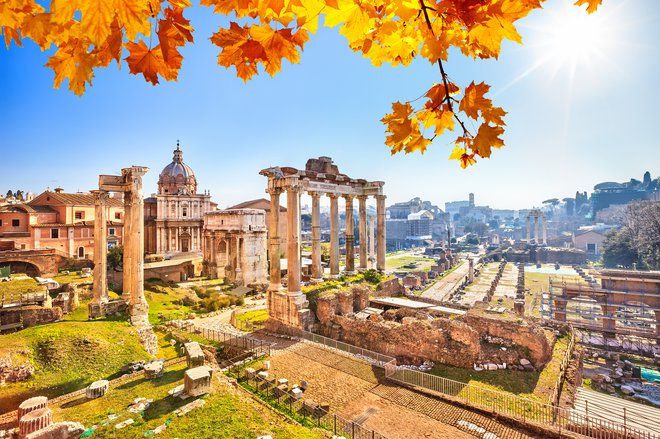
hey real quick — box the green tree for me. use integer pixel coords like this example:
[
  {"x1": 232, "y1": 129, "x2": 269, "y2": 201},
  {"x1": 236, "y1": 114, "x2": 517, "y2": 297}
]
[
  {"x1": 107, "y1": 245, "x2": 123, "y2": 271},
  {"x1": 602, "y1": 229, "x2": 641, "y2": 269}
]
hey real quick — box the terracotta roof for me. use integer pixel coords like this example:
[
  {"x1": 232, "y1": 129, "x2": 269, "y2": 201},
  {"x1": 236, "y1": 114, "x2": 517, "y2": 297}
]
[
  {"x1": 31, "y1": 191, "x2": 124, "y2": 208},
  {"x1": 0, "y1": 204, "x2": 56, "y2": 214},
  {"x1": 228, "y1": 198, "x2": 287, "y2": 212}
]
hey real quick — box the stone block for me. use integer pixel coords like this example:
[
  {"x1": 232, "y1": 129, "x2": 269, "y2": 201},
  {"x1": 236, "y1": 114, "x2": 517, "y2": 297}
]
[
  {"x1": 184, "y1": 366, "x2": 213, "y2": 397},
  {"x1": 273, "y1": 384, "x2": 289, "y2": 398},
  {"x1": 184, "y1": 342, "x2": 205, "y2": 368},
  {"x1": 19, "y1": 408, "x2": 52, "y2": 437},
  {"x1": 291, "y1": 387, "x2": 303, "y2": 400},
  {"x1": 86, "y1": 380, "x2": 109, "y2": 399},
  {"x1": 276, "y1": 378, "x2": 289, "y2": 386},
  {"x1": 245, "y1": 368, "x2": 256, "y2": 379},
  {"x1": 18, "y1": 396, "x2": 48, "y2": 422},
  {"x1": 144, "y1": 361, "x2": 164, "y2": 379},
  {"x1": 257, "y1": 371, "x2": 269, "y2": 379},
  {"x1": 262, "y1": 360, "x2": 271, "y2": 370},
  {"x1": 25, "y1": 422, "x2": 85, "y2": 439}
]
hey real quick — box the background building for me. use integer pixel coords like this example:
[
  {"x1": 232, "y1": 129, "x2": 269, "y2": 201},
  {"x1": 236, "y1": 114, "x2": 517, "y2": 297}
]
[{"x1": 144, "y1": 144, "x2": 215, "y2": 255}]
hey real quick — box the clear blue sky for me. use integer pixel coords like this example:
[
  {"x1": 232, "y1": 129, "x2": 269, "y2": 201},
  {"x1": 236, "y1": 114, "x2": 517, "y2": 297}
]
[{"x1": 1, "y1": 0, "x2": 658, "y2": 210}]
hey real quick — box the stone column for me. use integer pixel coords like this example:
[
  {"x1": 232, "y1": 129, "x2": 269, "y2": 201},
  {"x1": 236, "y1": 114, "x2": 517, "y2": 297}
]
[
  {"x1": 601, "y1": 304, "x2": 618, "y2": 333},
  {"x1": 122, "y1": 191, "x2": 133, "y2": 303},
  {"x1": 91, "y1": 190, "x2": 109, "y2": 306},
  {"x1": 542, "y1": 216, "x2": 548, "y2": 245},
  {"x1": 343, "y1": 195, "x2": 354, "y2": 274},
  {"x1": 130, "y1": 170, "x2": 147, "y2": 309},
  {"x1": 328, "y1": 193, "x2": 339, "y2": 277},
  {"x1": 358, "y1": 195, "x2": 368, "y2": 270},
  {"x1": 368, "y1": 216, "x2": 375, "y2": 269},
  {"x1": 310, "y1": 191, "x2": 322, "y2": 281},
  {"x1": 267, "y1": 188, "x2": 282, "y2": 291},
  {"x1": 468, "y1": 258, "x2": 474, "y2": 283},
  {"x1": 376, "y1": 194, "x2": 386, "y2": 272},
  {"x1": 287, "y1": 185, "x2": 302, "y2": 295},
  {"x1": 534, "y1": 216, "x2": 539, "y2": 243},
  {"x1": 526, "y1": 217, "x2": 531, "y2": 241}
]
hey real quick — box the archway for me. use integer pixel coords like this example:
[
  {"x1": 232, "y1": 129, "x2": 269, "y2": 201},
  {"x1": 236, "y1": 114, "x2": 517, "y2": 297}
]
[
  {"x1": 78, "y1": 246, "x2": 85, "y2": 258},
  {"x1": 0, "y1": 261, "x2": 40, "y2": 277}
]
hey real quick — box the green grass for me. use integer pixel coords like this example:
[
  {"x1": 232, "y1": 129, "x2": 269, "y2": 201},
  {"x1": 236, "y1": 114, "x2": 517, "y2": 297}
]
[
  {"x1": 0, "y1": 321, "x2": 152, "y2": 414},
  {"x1": 0, "y1": 277, "x2": 45, "y2": 296},
  {"x1": 144, "y1": 282, "x2": 199, "y2": 325},
  {"x1": 385, "y1": 255, "x2": 435, "y2": 272},
  {"x1": 525, "y1": 271, "x2": 585, "y2": 317},
  {"x1": 235, "y1": 309, "x2": 268, "y2": 324},
  {"x1": 53, "y1": 272, "x2": 93, "y2": 284},
  {"x1": 49, "y1": 361, "x2": 324, "y2": 439}
]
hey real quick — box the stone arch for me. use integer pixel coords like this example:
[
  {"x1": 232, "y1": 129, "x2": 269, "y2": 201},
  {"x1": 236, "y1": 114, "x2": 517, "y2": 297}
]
[{"x1": 0, "y1": 260, "x2": 41, "y2": 277}]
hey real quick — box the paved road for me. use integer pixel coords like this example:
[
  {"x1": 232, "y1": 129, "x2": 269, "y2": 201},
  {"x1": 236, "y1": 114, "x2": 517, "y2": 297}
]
[
  {"x1": 421, "y1": 259, "x2": 468, "y2": 301},
  {"x1": 573, "y1": 387, "x2": 660, "y2": 437}
]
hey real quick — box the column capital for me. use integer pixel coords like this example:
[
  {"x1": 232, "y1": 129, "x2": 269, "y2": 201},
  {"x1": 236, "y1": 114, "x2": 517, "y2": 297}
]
[
  {"x1": 286, "y1": 183, "x2": 303, "y2": 194},
  {"x1": 375, "y1": 194, "x2": 387, "y2": 201},
  {"x1": 327, "y1": 193, "x2": 339, "y2": 200},
  {"x1": 308, "y1": 191, "x2": 322, "y2": 199},
  {"x1": 356, "y1": 195, "x2": 368, "y2": 201},
  {"x1": 266, "y1": 187, "x2": 283, "y2": 196},
  {"x1": 342, "y1": 194, "x2": 354, "y2": 203},
  {"x1": 91, "y1": 190, "x2": 109, "y2": 202}
]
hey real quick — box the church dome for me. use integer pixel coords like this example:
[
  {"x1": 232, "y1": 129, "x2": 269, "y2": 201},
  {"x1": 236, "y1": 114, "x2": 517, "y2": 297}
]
[{"x1": 158, "y1": 142, "x2": 198, "y2": 195}]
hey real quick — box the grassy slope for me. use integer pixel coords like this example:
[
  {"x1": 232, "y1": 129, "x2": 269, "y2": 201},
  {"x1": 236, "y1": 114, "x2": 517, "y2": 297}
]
[
  {"x1": 0, "y1": 321, "x2": 150, "y2": 413},
  {"x1": 235, "y1": 309, "x2": 269, "y2": 324},
  {"x1": 51, "y1": 362, "x2": 324, "y2": 439},
  {"x1": 143, "y1": 282, "x2": 198, "y2": 325},
  {"x1": 0, "y1": 277, "x2": 45, "y2": 296}
]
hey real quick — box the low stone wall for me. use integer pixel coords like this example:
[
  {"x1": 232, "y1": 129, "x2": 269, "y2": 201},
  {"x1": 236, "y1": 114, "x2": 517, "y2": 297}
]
[{"x1": 0, "y1": 306, "x2": 63, "y2": 330}]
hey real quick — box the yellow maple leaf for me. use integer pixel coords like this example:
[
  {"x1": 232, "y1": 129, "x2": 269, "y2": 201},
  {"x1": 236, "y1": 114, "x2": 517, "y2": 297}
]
[
  {"x1": 80, "y1": 0, "x2": 116, "y2": 46},
  {"x1": 93, "y1": 19, "x2": 123, "y2": 68},
  {"x1": 382, "y1": 101, "x2": 414, "y2": 154},
  {"x1": 45, "y1": 40, "x2": 97, "y2": 95},
  {"x1": 125, "y1": 40, "x2": 176, "y2": 85},
  {"x1": 116, "y1": 0, "x2": 150, "y2": 40}
]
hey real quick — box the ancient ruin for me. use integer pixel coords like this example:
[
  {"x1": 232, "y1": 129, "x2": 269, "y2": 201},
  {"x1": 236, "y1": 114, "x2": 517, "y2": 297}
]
[
  {"x1": 88, "y1": 166, "x2": 158, "y2": 355},
  {"x1": 526, "y1": 209, "x2": 547, "y2": 245},
  {"x1": 202, "y1": 209, "x2": 268, "y2": 287},
  {"x1": 260, "y1": 157, "x2": 385, "y2": 330}
]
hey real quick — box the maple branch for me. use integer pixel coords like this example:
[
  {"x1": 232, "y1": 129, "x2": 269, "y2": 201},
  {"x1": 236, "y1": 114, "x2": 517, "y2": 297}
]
[{"x1": 419, "y1": 0, "x2": 471, "y2": 138}]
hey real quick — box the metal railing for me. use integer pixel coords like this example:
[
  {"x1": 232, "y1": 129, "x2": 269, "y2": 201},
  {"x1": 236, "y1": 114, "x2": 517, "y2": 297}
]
[
  {"x1": 551, "y1": 329, "x2": 576, "y2": 406},
  {"x1": 229, "y1": 364, "x2": 388, "y2": 438}
]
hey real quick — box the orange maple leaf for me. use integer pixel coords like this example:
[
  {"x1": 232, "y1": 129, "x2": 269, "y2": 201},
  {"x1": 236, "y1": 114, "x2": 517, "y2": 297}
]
[
  {"x1": 472, "y1": 123, "x2": 505, "y2": 158},
  {"x1": 125, "y1": 40, "x2": 177, "y2": 85},
  {"x1": 574, "y1": 0, "x2": 603, "y2": 14}
]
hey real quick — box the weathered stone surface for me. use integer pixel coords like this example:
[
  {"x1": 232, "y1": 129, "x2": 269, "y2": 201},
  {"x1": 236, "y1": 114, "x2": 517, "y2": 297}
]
[
  {"x1": 375, "y1": 279, "x2": 404, "y2": 297},
  {"x1": 25, "y1": 421, "x2": 85, "y2": 439},
  {"x1": 316, "y1": 295, "x2": 337, "y2": 324},
  {"x1": 1, "y1": 306, "x2": 62, "y2": 330},
  {"x1": 184, "y1": 366, "x2": 213, "y2": 397},
  {"x1": 19, "y1": 407, "x2": 52, "y2": 437},
  {"x1": 184, "y1": 342, "x2": 205, "y2": 368},
  {"x1": 336, "y1": 292, "x2": 353, "y2": 316},
  {"x1": 144, "y1": 361, "x2": 164, "y2": 379},
  {"x1": 18, "y1": 396, "x2": 48, "y2": 422},
  {"x1": 86, "y1": 380, "x2": 109, "y2": 399}
]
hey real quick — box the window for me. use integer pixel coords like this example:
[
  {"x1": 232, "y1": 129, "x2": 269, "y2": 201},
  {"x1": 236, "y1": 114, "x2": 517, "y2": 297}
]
[
  {"x1": 12, "y1": 219, "x2": 19, "y2": 227},
  {"x1": 115, "y1": 212, "x2": 121, "y2": 220},
  {"x1": 51, "y1": 228, "x2": 59, "y2": 239},
  {"x1": 0, "y1": 219, "x2": 2, "y2": 226},
  {"x1": 78, "y1": 247, "x2": 85, "y2": 258},
  {"x1": 108, "y1": 228, "x2": 115, "y2": 236},
  {"x1": 182, "y1": 207, "x2": 188, "y2": 217},
  {"x1": 74, "y1": 211, "x2": 84, "y2": 220},
  {"x1": 586, "y1": 243, "x2": 596, "y2": 254}
]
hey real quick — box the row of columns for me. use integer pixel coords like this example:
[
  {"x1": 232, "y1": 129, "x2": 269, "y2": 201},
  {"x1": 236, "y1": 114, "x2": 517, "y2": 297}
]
[
  {"x1": 268, "y1": 186, "x2": 385, "y2": 295},
  {"x1": 526, "y1": 214, "x2": 547, "y2": 245}
]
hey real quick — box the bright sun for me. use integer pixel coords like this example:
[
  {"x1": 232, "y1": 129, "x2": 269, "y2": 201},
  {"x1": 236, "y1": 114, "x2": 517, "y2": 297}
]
[{"x1": 510, "y1": 2, "x2": 625, "y2": 89}]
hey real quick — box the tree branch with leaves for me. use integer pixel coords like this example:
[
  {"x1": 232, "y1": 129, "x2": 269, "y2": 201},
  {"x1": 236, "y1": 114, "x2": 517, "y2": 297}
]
[{"x1": 1, "y1": 0, "x2": 603, "y2": 167}]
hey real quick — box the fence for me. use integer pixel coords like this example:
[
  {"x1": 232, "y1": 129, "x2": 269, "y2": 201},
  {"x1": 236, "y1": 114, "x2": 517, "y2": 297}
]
[
  {"x1": 172, "y1": 323, "x2": 271, "y2": 361},
  {"x1": 229, "y1": 365, "x2": 388, "y2": 439},
  {"x1": 176, "y1": 322, "x2": 656, "y2": 439}
]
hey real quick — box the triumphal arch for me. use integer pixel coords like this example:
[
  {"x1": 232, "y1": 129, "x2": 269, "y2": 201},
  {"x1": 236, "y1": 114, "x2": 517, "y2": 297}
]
[{"x1": 260, "y1": 157, "x2": 385, "y2": 330}]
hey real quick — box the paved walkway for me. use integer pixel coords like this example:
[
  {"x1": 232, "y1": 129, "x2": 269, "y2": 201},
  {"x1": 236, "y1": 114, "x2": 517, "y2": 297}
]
[
  {"x1": 421, "y1": 259, "x2": 468, "y2": 302},
  {"x1": 573, "y1": 387, "x2": 660, "y2": 437}
]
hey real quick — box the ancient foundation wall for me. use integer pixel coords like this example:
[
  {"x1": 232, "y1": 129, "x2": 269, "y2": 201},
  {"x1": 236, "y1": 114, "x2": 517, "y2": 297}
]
[{"x1": 0, "y1": 306, "x2": 63, "y2": 330}]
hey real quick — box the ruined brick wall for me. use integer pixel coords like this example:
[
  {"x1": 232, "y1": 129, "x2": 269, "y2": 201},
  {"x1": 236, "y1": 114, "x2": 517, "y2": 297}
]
[
  {"x1": 320, "y1": 315, "x2": 480, "y2": 368},
  {"x1": 375, "y1": 278, "x2": 404, "y2": 297},
  {"x1": 460, "y1": 314, "x2": 552, "y2": 368}
]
